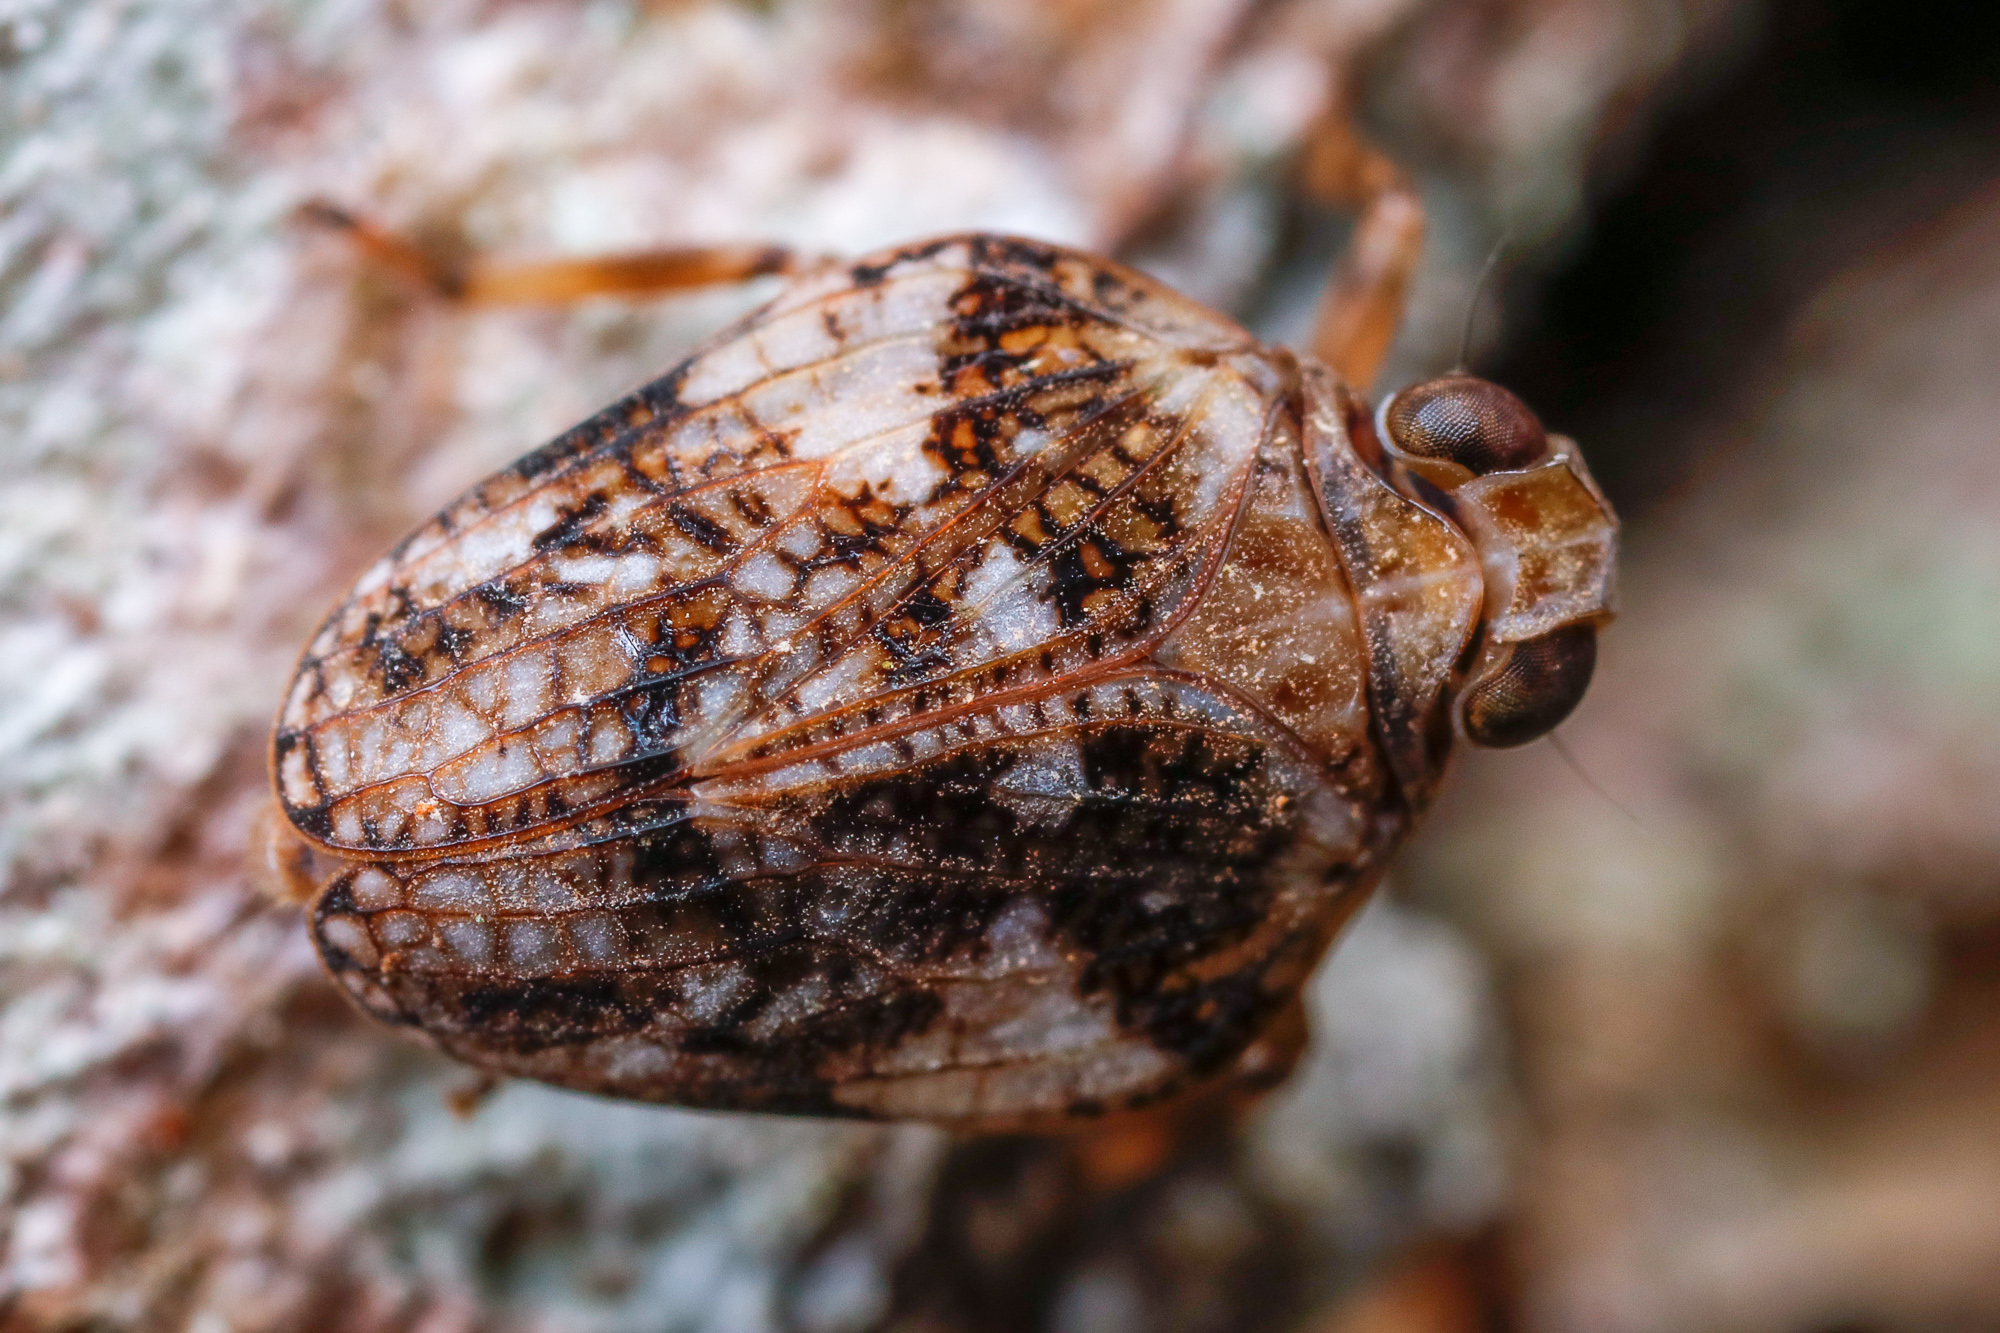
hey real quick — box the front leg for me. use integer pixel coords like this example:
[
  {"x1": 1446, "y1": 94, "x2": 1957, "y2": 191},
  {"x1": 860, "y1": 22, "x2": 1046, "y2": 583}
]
[{"x1": 1298, "y1": 114, "x2": 1427, "y2": 392}]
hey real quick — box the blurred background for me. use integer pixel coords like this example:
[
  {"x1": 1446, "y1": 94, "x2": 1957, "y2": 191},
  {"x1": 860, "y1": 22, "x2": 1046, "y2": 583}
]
[{"x1": 2, "y1": 1, "x2": 1997, "y2": 1330}]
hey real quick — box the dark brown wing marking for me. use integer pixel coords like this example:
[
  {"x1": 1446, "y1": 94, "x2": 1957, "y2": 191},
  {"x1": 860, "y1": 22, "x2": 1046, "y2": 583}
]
[{"x1": 296, "y1": 673, "x2": 1368, "y2": 1121}]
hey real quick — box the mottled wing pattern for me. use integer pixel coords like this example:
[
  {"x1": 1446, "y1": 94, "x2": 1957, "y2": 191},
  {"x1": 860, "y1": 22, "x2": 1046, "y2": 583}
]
[{"x1": 275, "y1": 236, "x2": 1382, "y2": 1123}]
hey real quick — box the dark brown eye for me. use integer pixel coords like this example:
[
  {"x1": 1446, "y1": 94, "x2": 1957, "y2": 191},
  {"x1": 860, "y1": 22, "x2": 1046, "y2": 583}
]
[
  {"x1": 1383, "y1": 374, "x2": 1547, "y2": 473},
  {"x1": 1461, "y1": 623, "x2": 1597, "y2": 748}
]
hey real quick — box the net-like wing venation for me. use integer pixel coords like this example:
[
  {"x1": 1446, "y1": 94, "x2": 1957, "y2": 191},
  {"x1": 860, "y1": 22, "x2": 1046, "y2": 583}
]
[
  {"x1": 278, "y1": 236, "x2": 1283, "y2": 859},
  {"x1": 295, "y1": 673, "x2": 1374, "y2": 1122},
  {"x1": 291, "y1": 236, "x2": 1250, "y2": 719}
]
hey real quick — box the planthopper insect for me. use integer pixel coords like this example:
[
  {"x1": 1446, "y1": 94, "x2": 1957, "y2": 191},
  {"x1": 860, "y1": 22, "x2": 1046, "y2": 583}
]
[{"x1": 265, "y1": 121, "x2": 1617, "y2": 1131}]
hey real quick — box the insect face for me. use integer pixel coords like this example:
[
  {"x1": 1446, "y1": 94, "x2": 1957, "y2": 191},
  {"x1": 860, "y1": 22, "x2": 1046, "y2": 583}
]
[{"x1": 1372, "y1": 374, "x2": 1618, "y2": 750}]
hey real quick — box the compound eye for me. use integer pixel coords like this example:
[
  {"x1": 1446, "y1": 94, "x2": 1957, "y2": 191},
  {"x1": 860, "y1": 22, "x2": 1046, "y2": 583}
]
[
  {"x1": 1383, "y1": 374, "x2": 1548, "y2": 473},
  {"x1": 1461, "y1": 623, "x2": 1597, "y2": 748}
]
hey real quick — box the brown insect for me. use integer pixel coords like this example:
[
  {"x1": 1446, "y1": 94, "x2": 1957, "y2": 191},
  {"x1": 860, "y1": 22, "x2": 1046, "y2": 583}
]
[{"x1": 265, "y1": 125, "x2": 1616, "y2": 1130}]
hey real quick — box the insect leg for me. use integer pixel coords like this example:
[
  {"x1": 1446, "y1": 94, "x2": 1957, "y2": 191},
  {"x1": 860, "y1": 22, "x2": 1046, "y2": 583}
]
[
  {"x1": 1298, "y1": 115, "x2": 1427, "y2": 391},
  {"x1": 296, "y1": 200, "x2": 807, "y2": 303},
  {"x1": 452, "y1": 243, "x2": 804, "y2": 303}
]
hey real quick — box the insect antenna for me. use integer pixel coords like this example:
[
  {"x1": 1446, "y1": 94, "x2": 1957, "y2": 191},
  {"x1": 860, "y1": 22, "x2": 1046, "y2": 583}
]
[
  {"x1": 1455, "y1": 234, "x2": 1511, "y2": 372},
  {"x1": 1547, "y1": 729, "x2": 1645, "y2": 830}
]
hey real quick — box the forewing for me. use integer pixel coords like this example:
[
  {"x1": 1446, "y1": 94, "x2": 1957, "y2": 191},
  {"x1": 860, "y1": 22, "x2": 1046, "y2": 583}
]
[
  {"x1": 274, "y1": 236, "x2": 1269, "y2": 859},
  {"x1": 290, "y1": 672, "x2": 1368, "y2": 1123}
]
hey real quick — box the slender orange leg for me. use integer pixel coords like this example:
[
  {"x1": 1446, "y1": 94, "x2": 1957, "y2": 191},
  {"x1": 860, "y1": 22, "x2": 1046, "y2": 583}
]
[
  {"x1": 1299, "y1": 115, "x2": 1427, "y2": 392},
  {"x1": 296, "y1": 200, "x2": 810, "y2": 304},
  {"x1": 1304, "y1": 1241, "x2": 1488, "y2": 1333},
  {"x1": 1057, "y1": 994, "x2": 1311, "y2": 1193}
]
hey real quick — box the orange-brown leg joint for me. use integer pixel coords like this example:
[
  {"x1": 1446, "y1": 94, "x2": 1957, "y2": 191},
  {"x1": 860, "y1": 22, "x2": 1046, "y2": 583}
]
[
  {"x1": 1300, "y1": 116, "x2": 1427, "y2": 393},
  {"x1": 1060, "y1": 994, "x2": 1311, "y2": 1193}
]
